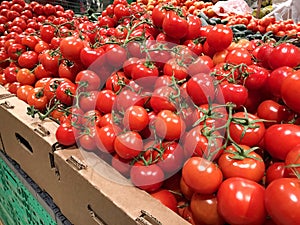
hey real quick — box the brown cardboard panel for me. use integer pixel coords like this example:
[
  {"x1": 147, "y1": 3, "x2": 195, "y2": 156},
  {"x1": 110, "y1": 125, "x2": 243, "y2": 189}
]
[
  {"x1": 53, "y1": 149, "x2": 191, "y2": 225},
  {"x1": 0, "y1": 95, "x2": 59, "y2": 194}
]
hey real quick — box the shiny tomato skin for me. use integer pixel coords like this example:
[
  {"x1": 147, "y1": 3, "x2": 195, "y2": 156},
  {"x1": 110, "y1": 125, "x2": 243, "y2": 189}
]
[
  {"x1": 264, "y1": 124, "x2": 300, "y2": 160},
  {"x1": 267, "y1": 66, "x2": 294, "y2": 98},
  {"x1": 55, "y1": 121, "x2": 76, "y2": 146},
  {"x1": 268, "y1": 43, "x2": 300, "y2": 70},
  {"x1": 218, "y1": 144, "x2": 265, "y2": 182},
  {"x1": 151, "y1": 189, "x2": 178, "y2": 213},
  {"x1": 114, "y1": 131, "x2": 143, "y2": 160},
  {"x1": 229, "y1": 112, "x2": 265, "y2": 147},
  {"x1": 130, "y1": 163, "x2": 164, "y2": 192},
  {"x1": 123, "y1": 105, "x2": 149, "y2": 132},
  {"x1": 162, "y1": 10, "x2": 188, "y2": 40},
  {"x1": 265, "y1": 162, "x2": 289, "y2": 185},
  {"x1": 182, "y1": 156, "x2": 223, "y2": 194},
  {"x1": 225, "y1": 47, "x2": 252, "y2": 66},
  {"x1": 206, "y1": 24, "x2": 233, "y2": 52},
  {"x1": 154, "y1": 110, "x2": 185, "y2": 141},
  {"x1": 190, "y1": 193, "x2": 225, "y2": 225},
  {"x1": 217, "y1": 177, "x2": 267, "y2": 225},
  {"x1": 265, "y1": 178, "x2": 300, "y2": 225},
  {"x1": 281, "y1": 71, "x2": 300, "y2": 114}
]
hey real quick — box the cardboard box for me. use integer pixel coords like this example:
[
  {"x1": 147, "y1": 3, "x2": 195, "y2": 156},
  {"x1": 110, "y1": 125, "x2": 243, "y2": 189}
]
[{"x1": 0, "y1": 86, "x2": 190, "y2": 225}]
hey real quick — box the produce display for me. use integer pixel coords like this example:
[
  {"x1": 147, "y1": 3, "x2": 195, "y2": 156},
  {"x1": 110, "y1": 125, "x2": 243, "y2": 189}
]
[{"x1": 1, "y1": 0, "x2": 300, "y2": 224}]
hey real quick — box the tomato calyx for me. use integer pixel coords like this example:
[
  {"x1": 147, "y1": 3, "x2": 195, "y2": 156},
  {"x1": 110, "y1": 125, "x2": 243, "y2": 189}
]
[
  {"x1": 212, "y1": 63, "x2": 249, "y2": 84},
  {"x1": 161, "y1": 4, "x2": 186, "y2": 18},
  {"x1": 226, "y1": 143, "x2": 261, "y2": 161}
]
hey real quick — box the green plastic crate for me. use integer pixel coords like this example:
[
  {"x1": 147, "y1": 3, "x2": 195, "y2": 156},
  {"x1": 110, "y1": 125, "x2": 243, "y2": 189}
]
[{"x1": 0, "y1": 156, "x2": 57, "y2": 225}]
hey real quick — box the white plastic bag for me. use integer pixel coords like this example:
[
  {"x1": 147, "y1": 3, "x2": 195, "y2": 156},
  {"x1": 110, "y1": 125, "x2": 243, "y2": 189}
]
[
  {"x1": 212, "y1": 0, "x2": 253, "y2": 17},
  {"x1": 264, "y1": 0, "x2": 300, "y2": 23}
]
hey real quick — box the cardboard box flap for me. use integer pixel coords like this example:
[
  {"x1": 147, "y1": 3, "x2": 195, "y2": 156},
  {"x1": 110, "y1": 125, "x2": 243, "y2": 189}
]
[{"x1": 54, "y1": 149, "x2": 190, "y2": 225}]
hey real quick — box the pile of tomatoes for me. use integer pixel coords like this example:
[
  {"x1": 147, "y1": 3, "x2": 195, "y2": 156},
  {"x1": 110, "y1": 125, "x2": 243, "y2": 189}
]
[{"x1": 1, "y1": 0, "x2": 300, "y2": 224}]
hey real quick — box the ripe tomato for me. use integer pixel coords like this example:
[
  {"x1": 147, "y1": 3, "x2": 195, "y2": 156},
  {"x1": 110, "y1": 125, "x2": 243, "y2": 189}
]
[
  {"x1": 183, "y1": 125, "x2": 223, "y2": 161},
  {"x1": 244, "y1": 65, "x2": 269, "y2": 90},
  {"x1": 95, "y1": 124, "x2": 119, "y2": 154},
  {"x1": 60, "y1": 36, "x2": 85, "y2": 62},
  {"x1": 151, "y1": 4, "x2": 167, "y2": 28},
  {"x1": 267, "y1": 66, "x2": 294, "y2": 98},
  {"x1": 220, "y1": 81, "x2": 248, "y2": 108},
  {"x1": 218, "y1": 144, "x2": 265, "y2": 182},
  {"x1": 257, "y1": 100, "x2": 294, "y2": 127},
  {"x1": 75, "y1": 70, "x2": 101, "y2": 92},
  {"x1": 163, "y1": 58, "x2": 188, "y2": 80},
  {"x1": 151, "y1": 189, "x2": 178, "y2": 213},
  {"x1": 229, "y1": 112, "x2": 265, "y2": 147},
  {"x1": 130, "y1": 163, "x2": 164, "y2": 192},
  {"x1": 265, "y1": 162, "x2": 289, "y2": 185},
  {"x1": 268, "y1": 43, "x2": 300, "y2": 70},
  {"x1": 265, "y1": 178, "x2": 300, "y2": 225},
  {"x1": 206, "y1": 24, "x2": 233, "y2": 51},
  {"x1": 96, "y1": 89, "x2": 116, "y2": 114},
  {"x1": 78, "y1": 128, "x2": 97, "y2": 151},
  {"x1": 190, "y1": 193, "x2": 225, "y2": 225},
  {"x1": 217, "y1": 177, "x2": 267, "y2": 225},
  {"x1": 16, "y1": 84, "x2": 33, "y2": 102},
  {"x1": 4, "y1": 65, "x2": 19, "y2": 83},
  {"x1": 114, "y1": 131, "x2": 143, "y2": 159},
  {"x1": 123, "y1": 105, "x2": 149, "y2": 132},
  {"x1": 16, "y1": 68, "x2": 36, "y2": 85},
  {"x1": 225, "y1": 47, "x2": 252, "y2": 66},
  {"x1": 154, "y1": 110, "x2": 185, "y2": 141},
  {"x1": 162, "y1": 10, "x2": 188, "y2": 40},
  {"x1": 151, "y1": 141, "x2": 184, "y2": 175},
  {"x1": 55, "y1": 81, "x2": 77, "y2": 106},
  {"x1": 264, "y1": 124, "x2": 300, "y2": 160},
  {"x1": 39, "y1": 50, "x2": 60, "y2": 75},
  {"x1": 55, "y1": 121, "x2": 76, "y2": 146},
  {"x1": 58, "y1": 60, "x2": 83, "y2": 82},
  {"x1": 80, "y1": 46, "x2": 106, "y2": 68},
  {"x1": 186, "y1": 73, "x2": 215, "y2": 106},
  {"x1": 150, "y1": 86, "x2": 178, "y2": 113},
  {"x1": 18, "y1": 50, "x2": 38, "y2": 69},
  {"x1": 131, "y1": 60, "x2": 159, "y2": 82},
  {"x1": 285, "y1": 145, "x2": 300, "y2": 176},
  {"x1": 182, "y1": 156, "x2": 223, "y2": 194},
  {"x1": 79, "y1": 91, "x2": 98, "y2": 112},
  {"x1": 105, "y1": 71, "x2": 129, "y2": 93},
  {"x1": 105, "y1": 44, "x2": 127, "y2": 68},
  {"x1": 281, "y1": 71, "x2": 300, "y2": 114},
  {"x1": 27, "y1": 87, "x2": 49, "y2": 111}
]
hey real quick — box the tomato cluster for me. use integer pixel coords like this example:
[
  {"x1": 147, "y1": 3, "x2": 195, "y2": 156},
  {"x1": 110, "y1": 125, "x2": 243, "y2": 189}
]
[{"x1": 1, "y1": 0, "x2": 300, "y2": 224}]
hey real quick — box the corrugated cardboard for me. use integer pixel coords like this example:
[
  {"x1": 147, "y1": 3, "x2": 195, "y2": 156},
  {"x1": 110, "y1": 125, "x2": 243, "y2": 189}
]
[{"x1": 0, "y1": 86, "x2": 190, "y2": 225}]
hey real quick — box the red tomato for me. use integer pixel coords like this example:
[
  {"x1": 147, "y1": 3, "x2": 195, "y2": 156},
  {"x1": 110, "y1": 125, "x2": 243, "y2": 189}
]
[
  {"x1": 229, "y1": 112, "x2": 265, "y2": 147},
  {"x1": 26, "y1": 87, "x2": 48, "y2": 111},
  {"x1": 265, "y1": 178, "x2": 300, "y2": 225},
  {"x1": 206, "y1": 24, "x2": 233, "y2": 51},
  {"x1": 281, "y1": 71, "x2": 300, "y2": 114},
  {"x1": 123, "y1": 105, "x2": 149, "y2": 132},
  {"x1": 16, "y1": 68, "x2": 36, "y2": 85},
  {"x1": 266, "y1": 66, "x2": 294, "y2": 98},
  {"x1": 114, "y1": 131, "x2": 143, "y2": 159},
  {"x1": 162, "y1": 10, "x2": 188, "y2": 40},
  {"x1": 105, "y1": 71, "x2": 129, "y2": 93},
  {"x1": 218, "y1": 144, "x2": 265, "y2": 182},
  {"x1": 95, "y1": 89, "x2": 116, "y2": 114},
  {"x1": 130, "y1": 163, "x2": 164, "y2": 192},
  {"x1": 257, "y1": 100, "x2": 294, "y2": 127},
  {"x1": 151, "y1": 189, "x2": 178, "y2": 213},
  {"x1": 80, "y1": 46, "x2": 106, "y2": 68},
  {"x1": 95, "y1": 124, "x2": 118, "y2": 154},
  {"x1": 150, "y1": 85, "x2": 179, "y2": 113},
  {"x1": 75, "y1": 70, "x2": 101, "y2": 92},
  {"x1": 184, "y1": 14, "x2": 202, "y2": 40},
  {"x1": 225, "y1": 47, "x2": 252, "y2": 66},
  {"x1": 190, "y1": 193, "x2": 225, "y2": 225},
  {"x1": 285, "y1": 145, "x2": 300, "y2": 176},
  {"x1": 264, "y1": 124, "x2": 300, "y2": 160},
  {"x1": 152, "y1": 141, "x2": 184, "y2": 174},
  {"x1": 105, "y1": 44, "x2": 127, "y2": 68},
  {"x1": 18, "y1": 50, "x2": 38, "y2": 69},
  {"x1": 268, "y1": 43, "x2": 300, "y2": 70},
  {"x1": 217, "y1": 177, "x2": 267, "y2": 225},
  {"x1": 163, "y1": 58, "x2": 188, "y2": 80},
  {"x1": 183, "y1": 125, "x2": 223, "y2": 161},
  {"x1": 59, "y1": 36, "x2": 85, "y2": 62},
  {"x1": 186, "y1": 73, "x2": 215, "y2": 106},
  {"x1": 265, "y1": 162, "x2": 289, "y2": 185},
  {"x1": 55, "y1": 81, "x2": 77, "y2": 106},
  {"x1": 151, "y1": 4, "x2": 167, "y2": 28},
  {"x1": 16, "y1": 84, "x2": 34, "y2": 102},
  {"x1": 244, "y1": 65, "x2": 269, "y2": 90},
  {"x1": 182, "y1": 156, "x2": 223, "y2": 194},
  {"x1": 154, "y1": 110, "x2": 185, "y2": 141},
  {"x1": 55, "y1": 121, "x2": 76, "y2": 146},
  {"x1": 220, "y1": 81, "x2": 248, "y2": 108}
]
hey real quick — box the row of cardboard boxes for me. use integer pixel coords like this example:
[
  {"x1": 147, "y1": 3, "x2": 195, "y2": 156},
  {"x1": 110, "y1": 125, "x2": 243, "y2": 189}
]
[{"x1": 0, "y1": 85, "x2": 190, "y2": 225}]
